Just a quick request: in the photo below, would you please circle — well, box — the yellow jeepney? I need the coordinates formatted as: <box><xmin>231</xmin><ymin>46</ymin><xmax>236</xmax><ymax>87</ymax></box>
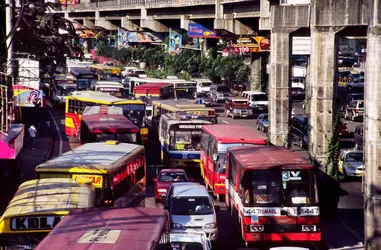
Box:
<box><xmin>0</xmin><ymin>178</ymin><xmax>95</xmax><ymax>248</ymax></box>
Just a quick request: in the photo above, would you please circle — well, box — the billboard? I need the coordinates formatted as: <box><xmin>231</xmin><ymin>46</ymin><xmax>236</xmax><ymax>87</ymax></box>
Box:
<box><xmin>169</xmin><ymin>28</ymin><xmax>182</xmax><ymax>54</ymax></box>
<box><xmin>13</xmin><ymin>86</ymin><xmax>44</xmax><ymax>107</ymax></box>
<box><xmin>230</xmin><ymin>36</ymin><xmax>270</xmax><ymax>53</ymax></box>
<box><xmin>118</xmin><ymin>28</ymin><xmax>163</xmax><ymax>49</ymax></box>
<box><xmin>59</xmin><ymin>0</ymin><xmax>79</xmax><ymax>5</ymax></box>
<box><xmin>188</xmin><ymin>23</ymin><xmax>219</xmax><ymax>38</ymax></box>
<box><xmin>292</xmin><ymin>36</ymin><xmax>311</xmax><ymax>55</ymax></box>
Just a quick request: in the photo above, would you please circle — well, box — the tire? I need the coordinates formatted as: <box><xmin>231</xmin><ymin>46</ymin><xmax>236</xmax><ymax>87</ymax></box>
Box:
<box><xmin>225</xmin><ymin>110</ymin><xmax>229</xmax><ymax>117</ymax></box>
<box><xmin>299</xmin><ymin>138</ymin><xmax>304</xmax><ymax>148</ymax></box>
<box><xmin>232</xmin><ymin>114</ymin><xmax>236</xmax><ymax>119</ymax></box>
<box><xmin>260</xmin><ymin>126</ymin><xmax>265</xmax><ymax>132</ymax></box>
<box><xmin>351</xmin><ymin>112</ymin><xmax>356</xmax><ymax>121</ymax></box>
<box><xmin>256</xmin><ymin>124</ymin><xmax>260</xmax><ymax>130</ymax></box>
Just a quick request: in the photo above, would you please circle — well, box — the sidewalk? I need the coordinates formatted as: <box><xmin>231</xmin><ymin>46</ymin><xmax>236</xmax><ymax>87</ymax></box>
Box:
<box><xmin>321</xmin><ymin>219</ymin><xmax>364</xmax><ymax>250</ymax></box>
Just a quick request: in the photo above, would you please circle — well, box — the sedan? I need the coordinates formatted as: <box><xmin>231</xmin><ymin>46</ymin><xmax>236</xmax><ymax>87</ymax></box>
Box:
<box><xmin>338</xmin><ymin>121</ymin><xmax>349</xmax><ymax>137</ymax></box>
<box><xmin>339</xmin><ymin>149</ymin><xmax>364</xmax><ymax>179</ymax></box>
<box><xmin>153</xmin><ymin>169</ymin><xmax>191</xmax><ymax>202</ymax></box>
<box><xmin>256</xmin><ymin>113</ymin><xmax>268</xmax><ymax>132</ymax></box>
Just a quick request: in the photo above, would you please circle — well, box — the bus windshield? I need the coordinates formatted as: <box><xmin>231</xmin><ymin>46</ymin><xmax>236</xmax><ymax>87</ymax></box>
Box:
<box><xmin>169</xmin><ymin>129</ymin><xmax>202</xmax><ymax>151</ymax></box>
<box><xmin>241</xmin><ymin>170</ymin><xmax>317</xmax><ymax>206</ymax></box>
<box><xmin>175</xmin><ymin>89</ymin><xmax>195</xmax><ymax>99</ymax></box>
<box><xmin>93</xmin><ymin>133</ymin><xmax>138</xmax><ymax>144</ymax></box>
<box><xmin>114</xmin><ymin>104</ymin><xmax>146</xmax><ymax>126</ymax></box>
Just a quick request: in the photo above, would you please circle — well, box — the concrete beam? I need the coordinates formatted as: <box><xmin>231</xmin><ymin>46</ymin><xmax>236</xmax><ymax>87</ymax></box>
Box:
<box><xmin>83</xmin><ymin>18</ymin><xmax>95</xmax><ymax>29</ymax></box>
<box><xmin>214</xmin><ymin>15</ymin><xmax>253</xmax><ymax>34</ymax></box>
<box><xmin>259</xmin><ymin>0</ymin><xmax>270</xmax><ymax>30</ymax></box>
<box><xmin>271</xmin><ymin>4</ymin><xmax>310</xmax><ymax>28</ymax></box>
<box><xmin>141</xmin><ymin>17</ymin><xmax>169</xmax><ymax>32</ymax></box>
<box><xmin>268</xmin><ymin>28</ymin><xmax>295</xmax><ymax>146</ymax></box>
<box><xmin>121</xmin><ymin>17</ymin><xmax>141</xmax><ymax>31</ymax></box>
<box><xmin>364</xmin><ymin>0</ymin><xmax>381</xmax><ymax>248</ymax></box>
<box><xmin>308</xmin><ymin>26</ymin><xmax>343</xmax><ymax>164</ymax></box>
<box><xmin>95</xmin><ymin>18</ymin><xmax>118</xmax><ymax>30</ymax></box>
<box><xmin>180</xmin><ymin>15</ymin><xmax>193</xmax><ymax>30</ymax></box>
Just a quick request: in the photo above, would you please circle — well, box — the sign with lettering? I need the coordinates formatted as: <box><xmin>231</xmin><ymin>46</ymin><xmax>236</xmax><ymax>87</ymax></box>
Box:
<box><xmin>242</xmin><ymin>206</ymin><xmax>319</xmax><ymax>216</ymax></box>
<box><xmin>178</xmin><ymin>125</ymin><xmax>203</xmax><ymax>129</ymax></box>
<box><xmin>11</xmin><ymin>216</ymin><xmax>64</xmax><ymax>230</ymax></box>
<box><xmin>72</xmin><ymin>174</ymin><xmax>103</xmax><ymax>188</ymax></box>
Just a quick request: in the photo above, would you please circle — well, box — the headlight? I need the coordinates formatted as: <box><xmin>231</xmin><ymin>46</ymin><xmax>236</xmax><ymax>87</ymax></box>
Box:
<box><xmin>157</xmin><ymin>189</ymin><xmax>167</xmax><ymax>193</ymax></box>
<box><xmin>172</xmin><ymin>223</ymin><xmax>184</xmax><ymax>229</ymax></box>
<box><xmin>203</xmin><ymin>222</ymin><xmax>217</xmax><ymax>229</ymax></box>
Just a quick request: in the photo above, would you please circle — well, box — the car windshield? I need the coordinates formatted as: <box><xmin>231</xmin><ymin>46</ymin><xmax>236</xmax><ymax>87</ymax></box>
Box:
<box><xmin>346</xmin><ymin>153</ymin><xmax>363</xmax><ymax>162</ymax></box>
<box><xmin>159</xmin><ymin>172</ymin><xmax>188</xmax><ymax>182</ymax></box>
<box><xmin>359</xmin><ymin>102</ymin><xmax>364</xmax><ymax>108</ymax></box>
<box><xmin>252</xmin><ymin>94</ymin><xmax>268</xmax><ymax>101</ymax></box>
<box><xmin>134</xmin><ymin>71</ymin><xmax>146</xmax><ymax>75</ymax></box>
<box><xmin>200</xmin><ymin>82</ymin><xmax>212</xmax><ymax>87</ymax></box>
<box><xmin>171</xmin><ymin>196</ymin><xmax>214</xmax><ymax>215</ymax></box>
<box><xmin>354</xmin><ymin>78</ymin><xmax>364</xmax><ymax>83</ymax></box>
<box><xmin>241</xmin><ymin>170</ymin><xmax>317</xmax><ymax>206</ymax></box>
<box><xmin>217</xmin><ymin>86</ymin><xmax>230</xmax><ymax>92</ymax></box>
<box><xmin>171</xmin><ymin>242</ymin><xmax>204</xmax><ymax>250</ymax></box>
<box><xmin>169</xmin><ymin>130</ymin><xmax>202</xmax><ymax>151</ymax></box>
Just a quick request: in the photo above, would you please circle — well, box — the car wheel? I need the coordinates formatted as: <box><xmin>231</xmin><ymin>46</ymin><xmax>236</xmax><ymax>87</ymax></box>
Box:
<box><xmin>232</xmin><ymin>114</ymin><xmax>236</xmax><ymax>119</ymax></box>
<box><xmin>351</xmin><ymin>112</ymin><xmax>356</xmax><ymax>121</ymax></box>
<box><xmin>256</xmin><ymin>124</ymin><xmax>260</xmax><ymax>130</ymax></box>
<box><xmin>260</xmin><ymin>126</ymin><xmax>265</xmax><ymax>132</ymax></box>
<box><xmin>299</xmin><ymin>138</ymin><xmax>304</xmax><ymax>148</ymax></box>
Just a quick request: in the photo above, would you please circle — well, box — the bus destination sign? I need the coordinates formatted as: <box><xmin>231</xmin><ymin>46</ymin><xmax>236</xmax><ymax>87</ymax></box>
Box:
<box><xmin>178</xmin><ymin>125</ymin><xmax>203</xmax><ymax>129</ymax></box>
<box><xmin>11</xmin><ymin>216</ymin><xmax>64</xmax><ymax>230</ymax></box>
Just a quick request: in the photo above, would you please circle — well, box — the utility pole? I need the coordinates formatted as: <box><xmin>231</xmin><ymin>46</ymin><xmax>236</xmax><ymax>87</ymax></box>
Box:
<box><xmin>5</xmin><ymin>0</ymin><xmax>14</xmax><ymax>77</ymax></box>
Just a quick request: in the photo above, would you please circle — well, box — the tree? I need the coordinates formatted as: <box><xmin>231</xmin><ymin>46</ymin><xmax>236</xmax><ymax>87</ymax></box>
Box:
<box><xmin>12</xmin><ymin>1</ymin><xmax>82</xmax><ymax>64</ymax></box>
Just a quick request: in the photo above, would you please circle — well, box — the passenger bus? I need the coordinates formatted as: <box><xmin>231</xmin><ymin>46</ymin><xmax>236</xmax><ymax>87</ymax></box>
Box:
<box><xmin>35</xmin><ymin>141</ymin><xmax>146</xmax><ymax>206</ymax></box>
<box><xmin>159</xmin><ymin>113</ymin><xmax>212</xmax><ymax>170</ymax></box>
<box><xmin>89</xmin><ymin>64</ymin><xmax>121</xmax><ymax>80</ymax></box>
<box><xmin>124</xmin><ymin>77</ymin><xmax>165</xmax><ymax>96</ymax></box>
<box><xmin>0</xmin><ymin>178</ymin><xmax>95</xmax><ymax>248</ymax></box>
<box><xmin>35</xmin><ymin>207</ymin><xmax>170</xmax><ymax>250</ymax></box>
<box><xmin>225</xmin><ymin>146</ymin><xmax>320</xmax><ymax>246</ymax></box>
<box><xmin>69</xmin><ymin>67</ymin><xmax>97</xmax><ymax>90</ymax></box>
<box><xmin>81</xmin><ymin>105</ymin><xmax>142</xmax><ymax>144</ymax></box>
<box><xmin>65</xmin><ymin>91</ymin><xmax>147</xmax><ymax>142</ymax></box>
<box><xmin>169</xmin><ymin>79</ymin><xmax>197</xmax><ymax>99</ymax></box>
<box><xmin>200</xmin><ymin>124</ymin><xmax>267</xmax><ymax>201</ymax></box>
<box><xmin>134</xmin><ymin>82</ymin><xmax>174</xmax><ymax>100</ymax></box>
<box><xmin>152</xmin><ymin>99</ymin><xmax>217</xmax><ymax>125</ymax></box>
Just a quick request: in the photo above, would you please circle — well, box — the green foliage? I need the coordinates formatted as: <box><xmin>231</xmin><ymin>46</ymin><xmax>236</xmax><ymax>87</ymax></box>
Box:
<box><xmin>96</xmin><ymin>42</ymin><xmax>249</xmax><ymax>81</ymax></box>
<box><xmin>324</xmin><ymin>109</ymin><xmax>342</xmax><ymax>182</ymax></box>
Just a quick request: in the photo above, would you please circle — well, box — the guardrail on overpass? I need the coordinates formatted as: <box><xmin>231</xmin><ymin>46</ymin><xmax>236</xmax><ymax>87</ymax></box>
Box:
<box><xmin>65</xmin><ymin>0</ymin><xmax>252</xmax><ymax>10</ymax></box>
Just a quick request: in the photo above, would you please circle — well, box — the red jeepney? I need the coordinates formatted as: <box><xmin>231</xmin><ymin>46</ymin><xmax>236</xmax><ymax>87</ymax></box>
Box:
<box><xmin>80</xmin><ymin>105</ymin><xmax>142</xmax><ymax>144</ymax></box>
<box><xmin>200</xmin><ymin>124</ymin><xmax>267</xmax><ymax>201</ymax></box>
<box><xmin>133</xmin><ymin>82</ymin><xmax>174</xmax><ymax>100</ymax></box>
<box><xmin>225</xmin><ymin>146</ymin><xmax>321</xmax><ymax>246</ymax></box>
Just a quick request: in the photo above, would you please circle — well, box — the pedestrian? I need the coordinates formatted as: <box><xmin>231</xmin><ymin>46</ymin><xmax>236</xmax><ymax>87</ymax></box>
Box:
<box><xmin>28</xmin><ymin>124</ymin><xmax>37</xmax><ymax>149</ymax></box>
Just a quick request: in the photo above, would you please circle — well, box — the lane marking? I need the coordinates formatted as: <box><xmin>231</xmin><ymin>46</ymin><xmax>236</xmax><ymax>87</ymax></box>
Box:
<box><xmin>222</xmin><ymin>120</ymin><xmax>229</xmax><ymax>124</ymax></box>
<box><xmin>48</xmin><ymin>109</ymin><xmax>63</xmax><ymax>155</ymax></box>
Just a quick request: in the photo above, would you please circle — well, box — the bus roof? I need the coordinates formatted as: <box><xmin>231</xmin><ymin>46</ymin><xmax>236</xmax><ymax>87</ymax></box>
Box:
<box><xmin>68</xmin><ymin>91</ymin><xmax>144</xmax><ymax>104</ymax></box>
<box><xmin>82</xmin><ymin>114</ymin><xmax>140</xmax><ymax>133</ymax></box>
<box><xmin>34</xmin><ymin>207</ymin><xmax>168</xmax><ymax>250</ymax></box>
<box><xmin>202</xmin><ymin>124</ymin><xmax>267</xmax><ymax>144</ymax></box>
<box><xmin>35</xmin><ymin>142</ymin><xmax>144</xmax><ymax>173</ymax></box>
<box><xmin>152</xmin><ymin>100</ymin><xmax>209</xmax><ymax>110</ymax></box>
<box><xmin>134</xmin><ymin>82</ymin><xmax>173</xmax><ymax>90</ymax></box>
<box><xmin>0</xmin><ymin>178</ymin><xmax>93</xmax><ymax>220</ymax></box>
<box><xmin>70</xmin><ymin>67</ymin><xmax>94</xmax><ymax>75</ymax></box>
<box><xmin>228</xmin><ymin>146</ymin><xmax>313</xmax><ymax>170</ymax></box>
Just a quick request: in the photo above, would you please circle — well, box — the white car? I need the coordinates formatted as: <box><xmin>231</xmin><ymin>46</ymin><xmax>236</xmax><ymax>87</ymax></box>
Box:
<box><xmin>121</xmin><ymin>66</ymin><xmax>138</xmax><ymax>77</ymax></box>
<box><xmin>170</xmin><ymin>232</ymin><xmax>212</xmax><ymax>250</ymax></box>
<box><xmin>339</xmin><ymin>149</ymin><xmax>364</xmax><ymax>179</ymax></box>
<box><xmin>195</xmin><ymin>79</ymin><xmax>213</xmax><ymax>94</ymax></box>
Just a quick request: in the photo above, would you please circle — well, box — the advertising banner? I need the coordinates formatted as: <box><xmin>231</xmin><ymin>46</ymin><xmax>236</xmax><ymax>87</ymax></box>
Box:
<box><xmin>230</xmin><ymin>36</ymin><xmax>270</xmax><ymax>53</ymax></box>
<box><xmin>79</xmin><ymin>30</ymin><xmax>98</xmax><ymax>39</ymax></box>
<box><xmin>118</xmin><ymin>28</ymin><xmax>163</xmax><ymax>49</ymax></box>
<box><xmin>118</xmin><ymin>28</ymin><xmax>129</xmax><ymax>49</ymax></box>
<box><xmin>59</xmin><ymin>0</ymin><xmax>79</xmax><ymax>5</ymax></box>
<box><xmin>188</xmin><ymin>23</ymin><xmax>219</xmax><ymax>38</ymax></box>
<box><xmin>169</xmin><ymin>28</ymin><xmax>182</xmax><ymax>54</ymax></box>
<box><xmin>13</xmin><ymin>86</ymin><xmax>44</xmax><ymax>107</ymax></box>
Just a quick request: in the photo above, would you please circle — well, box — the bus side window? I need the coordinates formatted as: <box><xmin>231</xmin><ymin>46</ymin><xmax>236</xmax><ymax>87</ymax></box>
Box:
<box><xmin>200</xmin><ymin>133</ymin><xmax>210</xmax><ymax>153</ymax></box>
<box><xmin>68</xmin><ymin>99</ymin><xmax>74</xmax><ymax>113</ymax></box>
<box><xmin>230</xmin><ymin>156</ymin><xmax>237</xmax><ymax>187</ymax></box>
<box><xmin>209</xmin><ymin>138</ymin><xmax>217</xmax><ymax>160</ymax></box>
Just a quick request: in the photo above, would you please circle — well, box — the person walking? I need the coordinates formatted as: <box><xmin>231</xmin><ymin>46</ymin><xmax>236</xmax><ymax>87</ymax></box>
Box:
<box><xmin>28</xmin><ymin>124</ymin><xmax>37</xmax><ymax>149</ymax></box>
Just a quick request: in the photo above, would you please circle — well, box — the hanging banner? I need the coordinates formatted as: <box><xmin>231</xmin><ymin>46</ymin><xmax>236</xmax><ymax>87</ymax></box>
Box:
<box><xmin>79</xmin><ymin>30</ymin><xmax>98</xmax><ymax>39</ymax></box>
<box><xmin>117</xmin><ymin>28</ymin><xmax>128</xmax><ymax>50</ymax></box>
<box><xmin>13</xmin><ymin>86</ymin><xmax>45</xmax><ymax>107</ymax></box>
<box><xmin>169</xmin><ymin>28</ymin><xmax>182</xmax><ymax>54</ymax></box>
<box><xmin>231</xmin><ymin>36</ymin><xmax>271</xmax><ymax>53</ymax></box>
<box><xmin>126</xmin><ymin>31</ymin><xmax>163</xmax><ymax>43</ymax></box>
<box><xmin>188</xmin><ymin>23</ymin><xmax>219</xmax><ymax>38</ymax></box>
<box><xmin>59</xmin><ymin>0</ymin><xmax>79</xmax><ymax>5</ymax></box>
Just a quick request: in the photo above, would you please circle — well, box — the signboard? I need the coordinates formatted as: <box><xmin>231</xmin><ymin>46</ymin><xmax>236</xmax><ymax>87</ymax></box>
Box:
<box><xmin>13</xmin><ymin>86</ymin><xmax>44</xmax><ymax>107</ymax></box>
<box><xmin>11</xmin><ymin>216</ymin><xmax>64</xmax><ymax>230</ymax></box>
<box><xmin>169</xmin><ymin>28</ymin><xmax>182</xmax><ymax>54</ymax></box>
<box><xmin>118</xmin><ymin>28</ymin><xmax>163</xmax><ymax>49</ymax></box>
<box><xmin>178</xmin><ymin>124</ymin><xmax>203</xmax><ymax>129</ymax></box>
<box><xmin>231</xmin><ymin>36</ymin><xmax>270</xmax><ymax>53</ymax></box>
<box><xmin>188</xmin><ymin>23</ymin><xmax>219</xmax><ymax>38</ymax></box>
<box><xmin>59</xmin><ymin>0</ymin><xmax>79</xmax><ymax>5</ymax></box>
<box><xmin>79</xmin><ymin>30</ymin><xmax>98</xmax><ymax>39</ymax></box>
<box><xmin>72</xmin><ymin>174</ymin><xmax>103</xmax><ymax>188</ymax></box>
<box><xmin>292</xmin><ymin>36</ymin><xmax>311</xmax><ymax>55</ymax></box>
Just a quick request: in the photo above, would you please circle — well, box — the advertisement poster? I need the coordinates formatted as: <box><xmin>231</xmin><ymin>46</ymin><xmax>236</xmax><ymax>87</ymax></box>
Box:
<box><xmin>118</xmin><ymin>28</ymin><xmax>129</xmax><ymax>50</ymax></box>
<box><xmin>188</xmin><ymin>23</ymin><xmax>219</xmax><ymax>38</ymax></box>
<box><xmin>118</xmin><ymin>28</ymin><xmax>163</xmax><ymax>49</ymax></box>
<box><xmin>13</xmin><ymin>86</ymin><xmax>44</xmax><ymax>107</ymax></box>
<box><xmin>230</xmin><ymin>36</ymin><xmax>270</xmax><ymax>53</ymax></box>
<box><xmin>169</xmin><ymin>28</ymin><xmax>182</xmax><ymax>54</ymax></box>
<box><xmin>59</xmin><ymin>0</ymin><xmax>79</xmax><ymax>5</ymax></box>
<box><xmin>79</xmin><ymin>30</ymin><xmax>98</xmax><ymax>39</ymax></box>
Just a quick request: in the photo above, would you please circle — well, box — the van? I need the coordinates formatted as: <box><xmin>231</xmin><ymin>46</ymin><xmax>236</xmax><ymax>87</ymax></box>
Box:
<box><xmin>354</xmin><ymin>124</ymin><xmax>364</xmax><ymax>149</ymax></box>
<box><xmin>166</xmin><ymin>184</ymin><xmax>219</xmax><ymax>241</ymax></box>
<box><xmin>195</xmin><ymin>79</ymin><xmax>213</xmax><ymax>95</ymax></box>
<box><xmin>241</xmin><ymin>91</ymin><xmax>268</xmax><ymax>113</ymax></box>
<box><xmin>170</xmin><ymin>232</ymin><xmax>212</xmax><ymax>250</ymax></box>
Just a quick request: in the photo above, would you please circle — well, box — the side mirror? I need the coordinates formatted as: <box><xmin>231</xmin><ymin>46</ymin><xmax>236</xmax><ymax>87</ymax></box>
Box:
<box><xmin>213</xmin><ymin>153</ymin><xmax>218</xmax><ymax>161</ymax></box>
<box><xmin>153</xmin><ymin>178</ymin><xmax>157</xmax><ymax>182</ymax></box>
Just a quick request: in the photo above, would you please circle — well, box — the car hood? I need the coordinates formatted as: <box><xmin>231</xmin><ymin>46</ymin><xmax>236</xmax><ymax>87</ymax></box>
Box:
<box><xmin>157</xmin><ymin>182</ymin><xmax>173</xmax><ymax>190</ymax></box>
<box><xmin>171</xmin><ymin>214</ymin><xmax>215</xmax><ymax>227</ymax></box>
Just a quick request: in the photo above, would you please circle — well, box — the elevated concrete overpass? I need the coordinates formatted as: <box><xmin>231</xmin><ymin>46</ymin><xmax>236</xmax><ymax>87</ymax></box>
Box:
<box><xmin>61</xmin><ymin>0</ymin><xmax>271</xmax><ymax>33</ymax></box>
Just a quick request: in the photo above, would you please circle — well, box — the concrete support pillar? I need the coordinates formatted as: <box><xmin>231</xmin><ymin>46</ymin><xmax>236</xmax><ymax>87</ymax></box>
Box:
<box><xmin>95</xmin><ymin>18</ymin><xmax>118</xmax><ymax>31</ymax></box>
<box><xmin>180</xmin><ymin>15</ymin><xmax>193</xmax><ymax>30</ymax></box>
<box><xmin>95</xmin><ymin>9</ymin><xmax>100</xmax><ymax>20</ymax></box>
<box><xmin>268</xmin><ymin>29</ymin><xmax>294</xmax><ymax>146</ymax></box>
<box><xmin>215</xmin><ymin>0</ymin><xmax>223</xmax><ymax>19</ymax></box>
<box><xmin>250</xmin><ymin>53</ymin><xmax>261</xmax><ymax>91</ymax></box>
<box><xmin>64</xmin><ymin>11</ymin><xmax>69</xmax><ymax>19</ymax></box>
<box><xmin>140</xmin><ymin>7</ymin><xmax>168</xmax><ymax>32</ymax></box>
<box><xmin>364</xmin><ymin>1</ymin><xmax>381</xmax><ymax>247</ymax></box>
<box><xmin>259</xmin><ymin>0</ymin><xmax>271</xmax><ymax>30</ymax></box>
<box><xmin>83</xmin><ymin>18</ymin><xmax>95</xmax><ymax>29</ymax></box>
<box><xmin>308</xmin><ymin>27</ymin><xmax>342</xmax><ymax>164</ymax></box>
<box><xmin>121</xmin><ymin>17</ymin><xmax>141</xmax><ymax>31</ymax></box>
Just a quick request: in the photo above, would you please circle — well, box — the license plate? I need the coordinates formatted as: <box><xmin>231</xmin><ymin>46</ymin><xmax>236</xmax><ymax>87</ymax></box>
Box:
<box><xmin>258</xmin><ymin>108</ymin><xmax>263</xmax><ymax>110</ymax></box>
